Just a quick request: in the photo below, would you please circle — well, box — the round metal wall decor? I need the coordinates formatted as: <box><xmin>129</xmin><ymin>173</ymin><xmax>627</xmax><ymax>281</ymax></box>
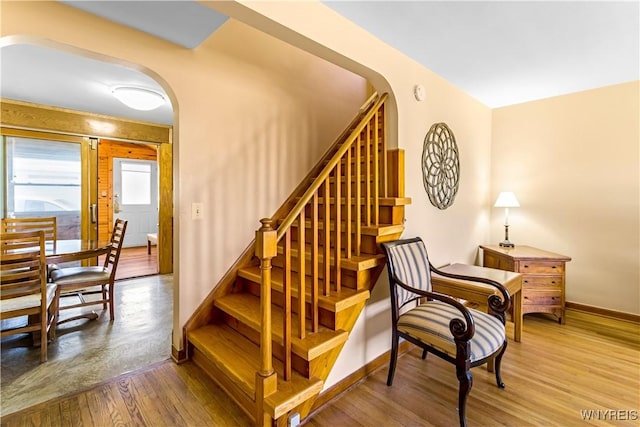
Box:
<box><xmin>422</xmin><ymin>122</ymin><xmax>460</xmax><ymax>210</ymax></box>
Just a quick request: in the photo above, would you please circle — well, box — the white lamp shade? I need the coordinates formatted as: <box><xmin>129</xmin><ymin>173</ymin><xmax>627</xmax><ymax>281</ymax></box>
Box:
<box><xmin>494</xmin><ymin>192</ymin><xmax>520</xmax><ymax>208</ymax></box>
<box><xmin>112</xmin><ymin>86</ymin><xmax>166</xmax><ymax>111</ymax></box>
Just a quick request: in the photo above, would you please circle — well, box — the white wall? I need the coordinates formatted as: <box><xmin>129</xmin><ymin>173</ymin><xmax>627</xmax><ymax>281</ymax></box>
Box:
<box><xmin>492</xmin><ymin>82</ymin><xmax>640</xmax><ymax>315</ymax></box>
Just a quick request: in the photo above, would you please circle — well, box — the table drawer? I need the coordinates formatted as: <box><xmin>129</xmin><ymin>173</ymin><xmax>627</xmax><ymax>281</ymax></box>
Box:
<box><xmin>522</xmin><ymin>275</ymin><xmax>563</xmax><ymax>289</ymax></box>
<box><xmin>518</xmin><ymin>261</ymin><xmax>564</xmax><ymax>274</ymax></box>
<box><xmin>523</xmin><ymin>289</ymin><xmax>562</xmax><ymax>306</ymax></box>
<box><xmin>483</xmin><ymin>252</ymin><xmax>515</xmax><ymax>271</ymax></box>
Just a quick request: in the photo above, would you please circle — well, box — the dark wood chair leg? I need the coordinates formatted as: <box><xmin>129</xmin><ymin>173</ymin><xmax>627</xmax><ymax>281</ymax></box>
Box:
<box><xmin>421</xmin><ymin>348</ymin><xmax>428</xmax><ymax>360</ymax></box>
<box><xmin>387</xmin><ymin>331</ymin><xmax>399</xmax><ymax>386</ymax></box>
<box><xmin>108</xmin><ymin>283</ymin><xmax>115</xmax><ymax>321</ymax></box>
<box><xmin>494</xmin><ymin>340</ymin><xmax>507</xmax><ymax>388</ymax></box>
<box><xmin>456</xmin><ymin>365</ymin><xmax>473</xmax><ymax>427</ymax></box>
<box><xmin>102</xmin><ymin>285</ymin><xmax>107</xmax><ymax>310</ymax></box>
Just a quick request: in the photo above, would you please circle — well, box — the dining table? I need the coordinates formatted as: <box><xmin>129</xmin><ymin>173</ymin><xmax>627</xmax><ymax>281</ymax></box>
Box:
<box><xmin>431</xmin><ymin>263</ymin><xmax>523</xmax><ymax>343</ymax></box>
<box><xmin>45</xmin><ymin>239</ymin><xmax>112</xmax><ymax>264</ymax></box>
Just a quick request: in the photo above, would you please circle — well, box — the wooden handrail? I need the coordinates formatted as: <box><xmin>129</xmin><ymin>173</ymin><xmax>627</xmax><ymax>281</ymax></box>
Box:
<box><xmin>276</xmin><ymin>93</ymin><xmax>388</xmax><ymax>241</ymax></box>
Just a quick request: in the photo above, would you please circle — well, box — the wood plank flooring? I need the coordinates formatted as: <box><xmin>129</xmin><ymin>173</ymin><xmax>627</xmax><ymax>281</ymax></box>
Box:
<box><xmin>2</xmin><ymin>309</ymin><xmax>638</xmax><ymax>426</ymax></box>
<box><xmin>101</xmin><ymin>246</ymin><xmax>158</xmax><ymax>280</ymax></box>
<box><xmin>0</xmin><ymin>275</ymin><xmax>173</xmax><ymax>418</ymax></box>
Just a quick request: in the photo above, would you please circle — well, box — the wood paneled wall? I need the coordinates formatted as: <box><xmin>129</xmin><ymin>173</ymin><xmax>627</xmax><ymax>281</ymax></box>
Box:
<box><xmin>97</xmin><ymin>140</ymin><xmax>157</xmax><ymax>242</ymax></box>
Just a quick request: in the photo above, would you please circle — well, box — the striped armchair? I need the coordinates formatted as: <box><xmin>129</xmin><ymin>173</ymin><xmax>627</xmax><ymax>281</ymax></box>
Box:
<box><xmin>382</xmin><ymin>238</ymin><xmax>511</xmax><ymax>427</ymax></box>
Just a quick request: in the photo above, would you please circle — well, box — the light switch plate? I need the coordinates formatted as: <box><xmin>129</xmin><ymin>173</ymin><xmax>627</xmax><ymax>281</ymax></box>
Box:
<box><xmin>192</xmin><ymin>202</ymin><xmax>203</xmax><ymax>220</ymax></box>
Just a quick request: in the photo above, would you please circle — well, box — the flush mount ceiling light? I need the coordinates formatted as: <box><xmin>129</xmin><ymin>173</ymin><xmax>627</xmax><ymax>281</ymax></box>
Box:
<box><xmin>111</xmin><ymin>86</ymin><xmax>166</xmax><ymax>111</ymax></box>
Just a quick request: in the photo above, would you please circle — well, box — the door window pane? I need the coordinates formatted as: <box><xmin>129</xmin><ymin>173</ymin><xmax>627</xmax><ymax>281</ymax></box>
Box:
<box><xmin>121</xmin><ymin>162</ymin><xmax>151</xmax><ymax>205</ymax></box>
<box><xmin>5</xmin><ymin>137</ymin><xmax>81</xmax><ymax>239</ymax></box>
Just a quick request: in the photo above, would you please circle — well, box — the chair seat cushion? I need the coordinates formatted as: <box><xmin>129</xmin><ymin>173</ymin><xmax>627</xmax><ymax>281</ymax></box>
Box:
<box><xmin>51</xmin><ymin>266</ymin><xmax>110</xmax><ymax>287</ymax></box>
<box><xmin>397</xmin><ymin>301</ymin><xmax>505</xmax><ymax>362</ymax></box>
<box><xmin>0</xmin><ymin>283</ymin><xmax>57</xmax><ymax>314</ymax></box>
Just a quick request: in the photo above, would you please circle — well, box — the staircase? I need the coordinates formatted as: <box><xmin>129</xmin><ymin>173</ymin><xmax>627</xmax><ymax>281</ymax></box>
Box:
<box><xmin>184</xmin><ymin>93</ymin><xmax>410</xmax><ymax>426</ymax></box>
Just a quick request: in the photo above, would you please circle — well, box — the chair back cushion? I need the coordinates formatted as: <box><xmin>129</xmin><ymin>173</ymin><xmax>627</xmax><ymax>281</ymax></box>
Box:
<box><xmin>383</xmin><ymin>238</ymin><xmax>432</xmax><ymax>308</ymax></box>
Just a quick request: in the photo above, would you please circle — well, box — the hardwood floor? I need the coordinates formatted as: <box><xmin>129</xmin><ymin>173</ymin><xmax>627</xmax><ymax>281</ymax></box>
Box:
<box><xmin>2</xmin><ymin>310</ymin><xmax>638</xmax><ymax>426</ymax></box>
<box><xmin>104</xmin><ymin>245</ymin><xmax>158</xmax><ymax>280</ymax></box>
<box><xmin>0</xmin><ymin>275</ymin><xmax>173</xmax><ymax>417</ymax></box>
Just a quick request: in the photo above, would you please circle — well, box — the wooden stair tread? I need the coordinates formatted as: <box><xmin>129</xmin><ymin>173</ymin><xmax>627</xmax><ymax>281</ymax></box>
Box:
<box><xmin>362</xmin><ymin>223</ymin><xmax>404</xmax><ymax>236</ymax></box>
<box><xmin>188</xmin><ymin>324</ymin><xmax>323</xmax><ymax>418</ymax></box>
<box><xmin>238</xmin><ymin>265</ymin><xmax>370</xmax><ymax>312</ymax></box>
<box><xmin>215</xmin><ymin>292</ymin><xmax>349</xmax><ymax>360</ymax></box>
<box><xmin>275</xmin><ymin>245</ymin><xmax>384</xmax><ymax>272</ymax></box>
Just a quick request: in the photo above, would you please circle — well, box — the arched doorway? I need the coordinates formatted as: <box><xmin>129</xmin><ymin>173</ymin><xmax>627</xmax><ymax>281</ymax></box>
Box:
<box><xmin>0</xmin><ymin>38</ymin><xmax>177</xmax><ymax>415</ymax></box>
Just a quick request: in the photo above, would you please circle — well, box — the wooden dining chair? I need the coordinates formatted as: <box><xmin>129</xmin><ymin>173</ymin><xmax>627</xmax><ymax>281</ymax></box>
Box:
<box><xmin>0</xmin><ymin>230</ymin><xmax>58</xmax><ymax>362</ymax></box>
<box><xmin>1</xmin><ymin>217</ymin><xmax>57</xmax><ymax>244</ymax></box>
<box><xmin>51</xmin><ymin>218</ymin><xmax>127</xmax><ymax>326</ymax></box>
<box><xmin>2</xmin><ymin>216</ymin><xmax>58</xmax><ymax>279</ymax></box>
<box><xmin>382</xmin><ymin>237</ymin><xmax>511</xmax><ymax>427</ymax></box>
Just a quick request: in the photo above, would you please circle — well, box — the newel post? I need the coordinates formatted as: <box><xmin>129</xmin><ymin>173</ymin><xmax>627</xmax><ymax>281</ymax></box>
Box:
<box><xmin>255</xmin><ymin>218</ymin><xmax>278</xmax><ymax>426</ymax></box>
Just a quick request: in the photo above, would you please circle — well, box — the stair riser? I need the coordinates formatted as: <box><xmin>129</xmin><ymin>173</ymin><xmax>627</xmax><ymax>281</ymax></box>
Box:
<box><xmin>304</xmin><ymin>203</ymin><xmax>396</xmax><ymax>219</ymax></box>
<box><xmin>190</xmin><ymin>346</ymin><xmax>256</xmax><ymax>421</ymax></box>
<box><xmin>271</xmin><ymin>256</ymin><xmax>369</xmax><ymax>289</ymax></box>
<box><xmin>241</xmin><ymin>279</ymin><xmax>339</xmax><ymax>330</ymax></box>
<box><xmin>300</xmin><ymin>204</ymin><xmax>399</xmax><ymax>227</ymax></box>
<box><xmin>321</xmin><ymin>135</ymin><xmax>384</xmax><ymax>161</ymax></box>
<box><xmin>328</xmin><ymin>184</ymin><xmax>386</xmax><ymax>200</ymax></box>
<box><xmin>220</xmin><ymin>313</ymin><xmax>312</xmax><ymax>378</ymax></box>
<box><xmin>379</xmin><ymin>206</ymin><xmax>406</xmax><ymax>225</ymax></box>
<box><xmin>283</xmin><ymin>227</ymin><xmax>381</xmax><ymax>255</ymax></box>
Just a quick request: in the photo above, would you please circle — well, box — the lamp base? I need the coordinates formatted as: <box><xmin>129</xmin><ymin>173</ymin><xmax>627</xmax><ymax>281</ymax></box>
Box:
<box><xmin>500</xmin><ymin>224</ymin><xmax>514</xmax><ymax>248</ymax></box>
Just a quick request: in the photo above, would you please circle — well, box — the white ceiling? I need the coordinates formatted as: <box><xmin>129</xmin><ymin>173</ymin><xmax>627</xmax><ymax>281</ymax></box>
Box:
<box><xmin>325</xmin><ymin>1</ymin><xmax>639</xmax><ymax>107</ymax></box>
<box><xmin>1</xmin><ymin>1</ymin><xmax>638</xmax><ymax>125</ymax></box>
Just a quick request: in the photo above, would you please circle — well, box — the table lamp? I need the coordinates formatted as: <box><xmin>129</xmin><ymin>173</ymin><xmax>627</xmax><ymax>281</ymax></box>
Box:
<box><xmin>494</xmin><ymin>191</ymin><xmax>520</xmax><ymax>248</ymax></box>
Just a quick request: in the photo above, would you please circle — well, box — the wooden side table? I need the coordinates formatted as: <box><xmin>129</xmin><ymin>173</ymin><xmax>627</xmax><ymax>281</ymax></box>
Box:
<box><xmin>431</xmin><ymin>263</ymin><xmax>523</xmax><ymax>342</ymax></box>
<box><xmin>480</xmin><ymin>245</ymin><xmax>571</xmax><ymax>324</ymax></box>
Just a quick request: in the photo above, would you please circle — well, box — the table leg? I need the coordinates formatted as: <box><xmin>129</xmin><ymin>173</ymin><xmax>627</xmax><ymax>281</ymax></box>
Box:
<box><xmin>513</xmin><ymin>289</ymin><xmax>522</xmax><ymax>342</ymax></box>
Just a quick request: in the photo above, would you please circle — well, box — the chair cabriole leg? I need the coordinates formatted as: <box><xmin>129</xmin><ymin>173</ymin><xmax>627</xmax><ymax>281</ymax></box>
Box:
<box><xmin>494</xmin><ymin>340</ymin><xmax>507</xmax><ymax>388</ymax></box>
<box><xmin>456</xmin><ymin>361</ymin><xmax>472</xmax><ymax>427</ymax></box>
